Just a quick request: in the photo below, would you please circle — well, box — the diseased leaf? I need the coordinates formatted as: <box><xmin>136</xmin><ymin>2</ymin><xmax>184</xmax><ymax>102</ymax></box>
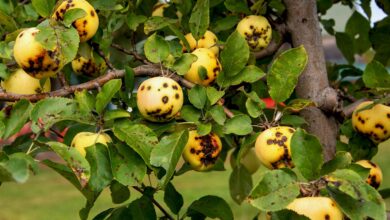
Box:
<box><xmin>144</xmin><ymin>33</ymin><xmax>170</xmax><ymax>63</ymax></box>
<box><xmin>1</xmin><ymin>100</ymin><xmax>32</xmax><ymax>139</ymax></box>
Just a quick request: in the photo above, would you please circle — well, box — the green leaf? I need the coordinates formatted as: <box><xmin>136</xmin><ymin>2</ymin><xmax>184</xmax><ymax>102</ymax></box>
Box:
<box><xmin>150</xmin><ymin>130</ymin><xmax>189</xmax><ymax>187</ymax></box>
<box><xmin>196</xmin><ymin>122</ymin><xmax>212</xmax><ymax>136</ymax></box>
<box><xmin>63</xmin><ymin>8</ymin><xmax>87</xmax><ymax>27</ymax></box>
<box><xmin>245</xmin><ymin>98</ymin><xmax>263</xmax><ymax>118</ymax></box>
<box><xmin>43</xmin><ymin>159</ymin><xmax>82</xmax><ymax>190</ymax></box>
<box><xmin>224</xmin><ymin>0</ymin><xmax>250</xmax><ymax>14</ymax></box>
<box><xmin>229</xmin><ymin>165</ymin><xmax>252</xmax><ymax>204</ymax></box>
<box><xmin>113</xmin><ymin>121</ymin><xmax>158</xmax><ymax>166</ymax></box>
<box><xmin>290</xmin><ymin>128</ymin><xmax>323</xmax><ymax>180</ymax></box>
<box><xmin>335</xmin><ymin>32</ymin><xmax>355</xmax><ymax>64</ymax></box>
<box><xmin>110</xmin><ymin>180</ymin><xmax>130</xmax><ymax>204</ymax></box>
<box><xmin>47</xmin><ymin>141</ymin><xmax>90</xmax><ymax>187</ymax></box>
<box><xmin>85</xmin><ymin>144</ymin><xmax>113</xmax><ymax>192</ymax></box>
<box><xmin>206</xmin><ymin>87</ymin><xmax>225</xmax><ymax>105</ymax></box>
<box><xmin>270</xmin><ymin>210</ymin><xmax>309</xmax><ymax>220</ymax></box>
<box><xmin>32</xmin><ymin>0</ymin><xmax>55</xmax><ymax>17</ymax></box>
<box><xmin>224</xmin><ymin>115</ymin><xmax>253</xmax><ymax>135</ymax></box>
<box><xmin>221</xmin><ymin>31</ymin><xmax>250</xmax><ymax>77</ymax></box>
<box><xmin>280</xmin><ymin>115</ymin><xmax>307</xmax><ymax>127</ymax></box>
<box><xmin>327</xmin><ymin>169</ymin><xmax>386</xmax><ymax>220</ymax></box>
<box><xmin>208</xmin><ymin>105</ymin><xmax>226</xmax><ymax>125</ymax></box>
<box><xmin>248</xmin><ymin>170</ymin><xmax>299</xmax><ymax>211</ymax></box>
<box><xmin>267</xmin><ymin>45</ymin><xmax>308</xmax><ymax>103</ymax></box>
<box><xmin>321</xmin><ymin>151</ymin><xmax>352</xmax><ymax>175</ymax></box>
<box><xmin>1</xmin><ymin>100</ymin><xmax>32</xmax><ymax>139</ymax></box>
<box><xmin>164</xmin><ymin>182</ymin><xmax>184</xmax><ymax>214</ymax></box>
<box><xmin>180</xmin><ymin>105</ymin><xmax>201</xmax><ymax>122</ymax></box>
<box><xmin>189</xmin><ymin>0</ymin><xmax>210</xmax><ymax>40</ymax></box>
<box><xmin>108</xmin><ymin>142</ymin><xmax>146</xmax><ymax>186</ymax></box>
<box><xmin>230</xmin><ymin>65</ymin><xmax>265</xmax><ymax>86</ymax></box>
<box><xmin>173</xmin><ymin>54</ymin><xmax>198</xmax><ymax>75</ymax></box>
<box><xmin>0</xmin><ymin>63</ymin><xmax>10</xmax><ymax>80</ymax></box>
<box><xmin>96</xmin><ymin>79</ymin><xmax>122</xmax><ymax>114</ymax></box>
<box><xmin>188</xmin><ymin>85</ymin><xmax>207</xmax><ymax>109</ymax></box>
<box><xmin>187</xmin><ymin>195</ymin><xmax>234</xmax><ymax>220</ymax></box>
<box><xmin>126</xmin><ymin>13</ymin><xmax>147</xmax><ymax>31</ymax></box>
<box><xmin>144</xmin><ymin>33</ymin><xmax>170</xmax><ymax>63</ymax></box>
<box><xmin>144</xmin><ymin>16</ymin><xmax>177</xmax><ymax>35</ymax></box>
<box><xmin>0</xmin><ymin>153</ymin><xmax>32</xmax><ymax>183</ymax></box>
<box><xmin>345</xmin><ymin>11</ymin><xmax>371</xmax><ymax>54</ymax></box>
<box><xmin>320</xmin><ymin>18</ymin><xmax>335</xmax><ymax>35</ymax></box>
<box><xmin>75</xmin><ymin>90</ymin><xmax>95</xmax><ymax>115</ymax></box>
<box><xmin>211</xmin><ymin>16</ymin><xmax>240</xmax><ymax>33</ymax></box>
<box><xmin>128</xmin><ymin>196</ymin><xmax>156</xmax><ymax>220</ymax></box>
<box><xmin>363</xmin><ymin>60</ymin><xmax>390</xmax><ymax>89</ymax></box>
<box><xmin>0</xmin><ymin>41</ymin><xmax>13</xmax><ymax>60</ymax></box>
<box><xmin>103</xmin><ymin>109</ymin><xmax>130</xmax><ymax>122</ymax></box>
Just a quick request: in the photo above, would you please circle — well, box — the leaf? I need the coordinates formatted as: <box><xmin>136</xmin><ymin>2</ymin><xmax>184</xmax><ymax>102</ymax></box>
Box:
<box><xmin>229</xmin><ymin>165</ymin><xmax>252</xmax><ymax>204</ymax></box>
<box><xmin>196</xmin><ymin>122</ymin><xmax>212</xmax><ymax>136</ymax></box>
<box><xmin>283</xmin><ymin>99</ymin><xmax>315</xmax><ymax>113</ymax></box>
<box><xmin>290</xmin><ymin>128</ymin><xmax>323</xmax><ymax>180</ymax></box>
<box><xmin>230</xmin><ymin>65</ymin><xmax>265</xmax><ymax>86</ymax></box>
<box><xmin>108</xmin><ymin>142</ymin><xmax>146</xmax><ymax>186</ymax></box>
<box><xmin>0</xmin><ymin>153</ymin><xmax>32</xmax><ymax>183</ymax></box>
<box><xmin>0</xmin><ymin>63</ymin><xmax>10</xmax><ymax>80</ymax></box>
<box><xmin>126</xmin><ymin>13</ymin><xmax>147</xmax><ymax>31</ymax></box>
<box><xmin>47</xmin><ymin>141</ymin><xmax>90</xmax><ymax>187</ymax></box>
<box><xmin>327</xmin><ymin>169</ymin><xmax>386</xmax><ymax>220</ymax></box>
<box><xmin>144</xmin><ymin>33</ymin><xmax>170</xmax><ymax>63</ymax></box>
<box><xmin>248</xmin><ymin>170</ymin><xmax>300</xmax><ymax>211</ymax></box>
<box><xmin>144</xmin><ymin>16</ymin><xmax>177</xmax><ymax>35</ymax></box>
<box><xmin>188</xmin><ymin>85</ymin><xmax>207</xmax><ymax>109</ymax></box>
<box><xmin>128</xmin><ymin>196</ymin><xmax>156</xmax><ymax>220</ymax></box>
<box><xmin>335</xmin><ymin>32</ymin><xmax>355</xmax><ymax>64</ymax></box>
<box><xmin>321</xmin><ymin>151</ymin><xmax>352</xmax><ymax>175</ymax></box>
<box><xmin>224</xmin><ymin>0</ymin><xmax>250</xmax><ymax>14</ymax></box>
<box><xmin>63</xmin><ymin>8</ymin><xmax>87</xmax><ymax>27</ymax></box>
<box><xmin>1</xmin><ymin>100</ymin><xmax>32</xmax><ymax>139</ymax></box>
<box><xmin>211</xmin><ymin>16</ymin><xmax>240</xmax><ymax>33</ymax></box>
<box><xmin>113</xmin><ymin>121</ymin><xmax>158</xmax><ymax>166</ymax></box>
<box><xmin>280</xmin><ymin>115</ymin><xmax>307</xmax><ymax>127</ymax></box>
<box><xmin>246</xmin><ymin>98</ymin><xmax>263</xmax><ymax>118</ymax></box>
<box><xmin>267</xmin><ymin>45</ymin><xmax>308</xmax><ymax>103</ymax></box>
<box><xmin>345</xmin><ymin>11</ymin><xmax>371</xmax><ymax>54</ymax></box>
<box><xmin>173</xmin><ymin>54</ymin><xmax>198</xmax><ymax>75</ymax></box>
<box><xmin>150</xmin><ymin>130</ymin><xmax>189</xmax><ymax>187</ymax></box>
<box><xmin>180</xmin><ymin>105</ymin><xmax>201</xmax><ymax>122</ymax></box>
<box><xmin>189</xmin><ymin>0</ymin><xmax>210</xmax><ymax>40</ymax></box>
<box><xmin>164</xmin><ymin>182</ymin><xmax>184</xmax><ymax>214</ymax></box>
<box><xmin>0</xmin><ymin>41</ymin><xmax>13</xmax><ymax>60</ymax></box>
<box><xmin>110</xmin><ymin>180</ymin><xmax>130</xmax><ymax>204</ymax></box>
<box><xmin>187</xmin><ymin>195</ymin><xmax>234</xmax><ymax>220</ymax></box>
<box><xmin>224</xmin><ymin>115</ymin><xmax>253</xmax><ymax>135</ymax></box>
<box><xmin>32</xmin><ymin>0</ymin><xmax>55</xmax><ymax>17</ymax></box>
<box><xmin>96</xmin><ymin>79</ymin><xmax>122</xmax><ymax>114</ymax></box>
<box><xmin>206</xmin><ymin>87</ymin><xmax>225</xmax><ymax>105</ymax></box>
<box><xmin>220</xmin><ymin>31</ymin><xmax>250</xmax><ymax>77</ymax></box>
<box><xmin>362</xmin><ymin>60</ymin><xmax>390</xmax><ymax>89</ymax></box>
<box><xmin>85</xmin><ymin>144</ymin><xmax>113</xmax><ymax>192</ymax></box>
<box><xmin>75</xmin><ymin>89</ymin><xmax>95</xmax><ymax>115</ymax></box>
<box><xmin>208</xmin><ymin>105</ymin><xmax>226</xmax><ymax>125</ymax></box>
<box><xmin>103</xmin><ymin>109</ymin><xmax>130</xmax><ymax>122</ymax></box>
<box><xmin>270</xmin><ymin>210</ymin><xmax>310</xmax><ymax>220</ymax></box>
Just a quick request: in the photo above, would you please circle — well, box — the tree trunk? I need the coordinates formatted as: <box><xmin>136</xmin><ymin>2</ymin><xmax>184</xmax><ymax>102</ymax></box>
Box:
<box><xmin>283</xmin><ymin>0</ymin><xmax>339</xmax><ymax>161</ymax></box>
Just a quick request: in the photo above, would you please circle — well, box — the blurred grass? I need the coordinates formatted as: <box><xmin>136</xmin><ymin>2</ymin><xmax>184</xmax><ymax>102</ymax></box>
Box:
<box><xmin>0</xmin><ymin>141</ymin><xmax>389</xmax><ymax>220</ymax></box>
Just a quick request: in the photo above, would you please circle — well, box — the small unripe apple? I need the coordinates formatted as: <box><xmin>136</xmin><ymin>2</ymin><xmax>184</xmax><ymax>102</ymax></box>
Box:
<box><xmin>53</xmin><ymin>0</ymin><xmax>99</xmax><ymax>42</ymax></box>
<box><xmin>352</xmin><ymin>101</ymin><xmax>390</xmax><ymax>143</ymax></box>
<box><xmin>287</xmin><ymin>197</ymin><xmax>343</xmax><ymax>220</ymax></box>
<box><xmin>1</xmin><ymin>69</ymin><xmax>51</xmax><ymax>95</ymax></box>
<box><xmin>236</xmin><ymin>15</ymin><xmax>272</xmax><ymax>51</ymax></box>
<box><xmin>70</xmin><ymin>132</ymin><xmax>112</xmax><ymax>157</ymax></box>
<box><xmin>184</xmin><ymin>48</ymin><xmax>221</xmax><ymax>86</ymax></box>
<box><xmin>71</xmin><ymin>55</ymin><xmax>106</xmax><ymax>77</ymax></box>
<box><xmin>356</xmin><ymin>160</ymin><xmax>383</xmax><ymax>189</ymax></box>
<box><xmin>13</xmin><ymin>28</ymin><xmax>63</xmax><ymax>79</ymax></box>
<box><xmin>182</xmin><ymin>130</ymin><xmax>223</xmax><ymax>171</ymax></box>
<box><xmin>255</xmin><ymin>126</ymin><xmax>295</xmax><ymax>169</ymax></box>
<box><xmin>181</xmin><ymin>30</ymin><xmax>219</xmax><ymax>56</ymax></box>
<box><xmin>240</xmin><ymin>148</ymin><xmax>261</xmax><ymax>174</ymax></box>
<box><xmin>137</xmin><ymin>77</ymin><xmax>184</xmax><ymax>122</ymax></box>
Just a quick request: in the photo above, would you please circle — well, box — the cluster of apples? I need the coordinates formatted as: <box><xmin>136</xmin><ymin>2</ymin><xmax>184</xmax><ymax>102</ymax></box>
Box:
<box><xmin>2</xmin><ymin>0</ymin><xmax>103</xmax><ymax>97</ymax></box>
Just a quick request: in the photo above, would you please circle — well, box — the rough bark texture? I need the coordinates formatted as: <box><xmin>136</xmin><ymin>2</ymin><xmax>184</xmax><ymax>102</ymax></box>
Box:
<box><xmin>283</xmin><ymin>0</ymin><xmax>338</xmax><ymax>161</ymax></box>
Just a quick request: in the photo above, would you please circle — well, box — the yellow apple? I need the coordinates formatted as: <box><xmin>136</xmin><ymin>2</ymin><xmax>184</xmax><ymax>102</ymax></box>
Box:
<box><xmin>184</xmin><ymin>48</ymin><xmax>221</xmax><ymax>86</ymax></box>
<box><xmin>287</xmin><ymin>197</ymin><xmax>343</xmax><ymax>220</ymax></box>
<box><xmin>1</xmin><ymin>69</ymin><xmax>51</xmax><ymax>95</ymax></box>
<box><xmin>70</xmin><ymin>132</ymin><xmax>112</xmax><ymax>157</ymax></box>
<box><xmin>181</xmin><ymin>30</ymin><xmax>219</xmax><ymax>56</ymax></box>
<box><xmin>53</xmin><ymin>0</ymin><xmax>99</xmax><ymax>42</ymax></box>
<box><xmin>182</xmin><ymin>130</ymin><xmax>223</xmax><ymax>171</ymax></box>
<box><xmin>356</xmin><ymin>160</ymin><xmax>383</xmax><ymax>189</ymax></box>
<box><xmin>255</xmin><ymin>126</ymin><xmax>295</xmax><ymax>169</ymax></box>
<box><xmin>236</xmin><ymin>15</ymin><xmax>272</xmax><ymax>51</ymax></box>
<box><xmin>13</xmin><ymin>28</ymin><xmax>63</xmax><ymax>79</ymax></box>
<box><xmin>352</xmin><ymin>101</ymin><xmax>390</xmax><ymax>143</ymax></box>
<box><xmin>71</xmin><ymin>55</ymin><xmax>106</xmax><ymax>77</ymax></box>
<box><xmin>137</xmin><ymin>77</ymin><xmax>184</xmax><ymax>122</ymax></box>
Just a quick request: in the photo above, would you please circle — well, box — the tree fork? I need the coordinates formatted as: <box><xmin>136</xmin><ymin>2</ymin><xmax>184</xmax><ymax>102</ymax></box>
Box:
<box><xmin>283</xmin><ymin>0</ymin><xmax>339</xmax><ymax>160</ymax></box>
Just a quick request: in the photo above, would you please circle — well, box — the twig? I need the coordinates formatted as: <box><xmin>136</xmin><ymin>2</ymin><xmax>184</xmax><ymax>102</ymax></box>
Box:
<box><xmin>91</xmin><ymin>43</ymin><xmax>114</xmax><ymax>70</ymax></box>
<box><xmin>342</xmin><ymin>98</ymin><xmax>368</xmax><ymax>118</ymax></box>
<box><xmin>111</xmin><ymin>43</ymin><xmax>152</xmax><ymax>65</ymax></box>
<box><xmin>57</xmin><ymin>72</ymin><xmax>69</xmax><ymax>88</ymax></box>
<box><xmin>132</xmin><ymin>186</ymin><xmax>174</xmax><ymax>220</ymax></box>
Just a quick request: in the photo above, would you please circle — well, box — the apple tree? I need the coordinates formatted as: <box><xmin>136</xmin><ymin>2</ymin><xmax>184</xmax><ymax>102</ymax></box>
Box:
<box><xmin>0</xmin><ymin>0</ymin><xmax>390</xmax><ymax>219</ymax></box>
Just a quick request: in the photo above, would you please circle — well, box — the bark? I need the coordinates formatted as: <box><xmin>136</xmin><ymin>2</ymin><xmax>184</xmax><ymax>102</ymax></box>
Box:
<box><xmin>283</xmin><ymin>0</ymin><xmax>339</xmax><ymax>160</ymax></box>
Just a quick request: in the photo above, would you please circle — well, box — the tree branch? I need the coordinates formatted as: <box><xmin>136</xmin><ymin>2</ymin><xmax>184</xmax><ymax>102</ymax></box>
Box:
<box><xmin>111</xmin><ymin>43</ymin><xmax>152</xmax><ymax>65</ymax></box>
